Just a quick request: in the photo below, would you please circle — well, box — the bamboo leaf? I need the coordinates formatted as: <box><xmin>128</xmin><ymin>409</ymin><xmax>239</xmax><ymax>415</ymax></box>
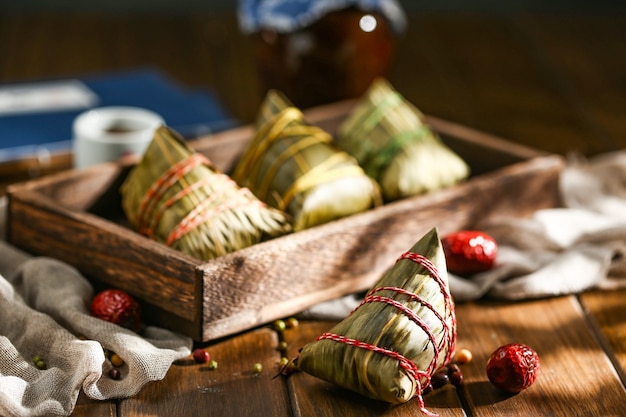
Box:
<box><xmin>338</xmin><ymin>78</ymin><xmax>470</xmax><ymax>201</ymax></box>
<box><xmin>120</xmin><ymin>126</ymin><xmax>292</xmax><ymax>260</ymax></box>
<box><xmin>296</xmin><ymin>228</ymin><xmax>456</xmax><ymax>414</ymax></box>
<box><xmin>233</xmin><ymin>90</ymin><xmax>382</xmax><ymax>231</ymax></box>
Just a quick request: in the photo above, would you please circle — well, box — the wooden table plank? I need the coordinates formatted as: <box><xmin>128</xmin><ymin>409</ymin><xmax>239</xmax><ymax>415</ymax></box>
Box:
<box><xmin>117</xmin><ymin>327</ymin><xmax>292</xmax><ymax>417</ymax></box>
<box><xmin>387</xmin><ymin>15</ymin><xmax>597</xmax><ymax>157</ymax></box>
<box><xmin>520</xmin><ymin>15</ymin><xmax>626</xmax><ymax>155</ymax></box>
<box><xmin>281</xmin><ymin>321</ymin><xmax>465</xmax><ymax>417</ymax></box>
<box><xmin>578</xmin><ymin>289</ymin><xmax>626</xmax><ymax>385</ymax></box>
<box><xmin>69</xmin><ymin>393</ymin><xmax>116</xmax><ymax>417</ymax></box>
<box><xmin>2</xmin><ymin>12</ymin><xmax>624</xmax><ymax>175</ymax></box>
<box><xmin>455</xmin><ymin>295</ymin><xmax>626</xmax><ymax>416</ymax></box>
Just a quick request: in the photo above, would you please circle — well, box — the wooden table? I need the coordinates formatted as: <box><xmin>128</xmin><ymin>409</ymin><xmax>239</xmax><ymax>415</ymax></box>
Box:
<box><xmin>70</xmin><ymin>290</ymin><xmax>626</xmax><ymax>416</ymax></box>
<box><xmin>1</xmin><ymin>7</ymin><xmax>625</xmax><ymax>417</ymax></box>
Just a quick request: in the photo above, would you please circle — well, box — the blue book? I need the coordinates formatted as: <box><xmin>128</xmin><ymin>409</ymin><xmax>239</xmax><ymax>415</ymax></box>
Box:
<box><xmin>0</xmin><ymin>68</ymin><xmax>236</xmax><ymax>163</ymax></box>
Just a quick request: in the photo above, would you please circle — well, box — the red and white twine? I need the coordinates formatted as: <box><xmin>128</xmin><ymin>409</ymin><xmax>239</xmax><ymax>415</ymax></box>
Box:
<box><xmin>137</xmin><ymin>153</ymin><xmax>209</xmax><ymax>235</ymax></box>
<box><xmin>315</xmin><ymin>250</ymin><xmax>456</xmax><ymax>417</ymax></box>
<box><xmin>136</xmin><ymin>153</ymin><xmax>264</xmax><ymax>246</ymax></box>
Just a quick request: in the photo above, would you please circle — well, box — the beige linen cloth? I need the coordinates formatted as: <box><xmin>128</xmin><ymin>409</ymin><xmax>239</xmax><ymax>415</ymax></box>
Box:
<box><xmin>0</xmin><ymin>208</ymin><xmax>192</xmax><ymax>417</ymax></box>
<box><xmin>303</xmin><ymin>150</ymin><xmax>626</xmax><ymax>318</ymax></box>
<box><xmin>450</xmin><ymin>150</ymin><xmax>626</xmax><ymax>301</ymax></box>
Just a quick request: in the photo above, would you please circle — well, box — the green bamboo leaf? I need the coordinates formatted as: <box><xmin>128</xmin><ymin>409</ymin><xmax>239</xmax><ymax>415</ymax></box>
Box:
<box><xmin>120</xmin><ymin>126</ymin><xmax>292</xmax><ymax>260</ymax></box>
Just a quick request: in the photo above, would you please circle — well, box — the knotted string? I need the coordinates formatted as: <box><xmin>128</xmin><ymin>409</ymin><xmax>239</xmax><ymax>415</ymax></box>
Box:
<box><xmin>136</xmin><ymin>152</ymin><xmax>265</xmax><ymax>247</ymax></box>
<box><xmin>315</xmin><ymin>249</ymin><xmax>456</xmax><ymax>417</ymax></box>
<box><xmin>137</xmin><ymin>153</ymin><xmax>209</xmax><ymax>236</ymax></box>
<box><xmin>232</xmin><ymin>105</ymin><xmax>380</xmax><ymax>218</ymax></box>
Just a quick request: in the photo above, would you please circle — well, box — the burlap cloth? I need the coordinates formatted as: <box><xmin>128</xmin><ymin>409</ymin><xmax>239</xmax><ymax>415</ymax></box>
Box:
<box><xmin>303</xmin><ymin>150</ymin><xmax>626</xmax><ymax>319</ymax></box>
<box><xmin>0</xmin><ymin>206</ymin><xmax>192</xmax><ymax>417</ymax></box>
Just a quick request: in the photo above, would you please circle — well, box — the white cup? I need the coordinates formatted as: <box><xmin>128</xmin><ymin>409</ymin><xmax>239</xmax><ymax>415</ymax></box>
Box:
<box><xmin>72</xmin><ymin>106</ymin><xmax>164</xmax><ymax>168</ymax></box>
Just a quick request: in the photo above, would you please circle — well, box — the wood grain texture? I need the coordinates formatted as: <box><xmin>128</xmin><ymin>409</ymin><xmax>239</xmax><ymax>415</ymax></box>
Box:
<box><xmin>282</xmin><ymin>321</ymin><xmax>465</xmax><ymax>417</ymax></box>
<box><xmin>578</xmin><ymin>289</ymin><xmax>626</xmax><ymax>387</ymax></box>
<box><xmin>518</xmin><ymin>15</ymin><xmax>626</xmax><ymax>155</ymax></box>
<box><xmin>119</xmin><ymin>327</ymin><xmax>292</xmax><ymax>417</ymax></box>
<box><xmin>455</xmin><ymin>296</ymin><xmax>626</xmax><ymax>416</ymax></box>
<box><xmin>69</xmin><ymin>393</ymin><xmax>116</xmax><ymax>417</ymax></box>
<box><xmin>7</xmin><ymin>188</ymin><xmax>200</xmax><ymax>325</ymax></box>
<box><xmin>386</xmin><ymin>14</ymin><xmax>626</xmax><ymax>157</ymax></box>
<box><xmin>3</xmin><ymin>13</ymin><xmax>626</xmax><ymax>179</ymax></box>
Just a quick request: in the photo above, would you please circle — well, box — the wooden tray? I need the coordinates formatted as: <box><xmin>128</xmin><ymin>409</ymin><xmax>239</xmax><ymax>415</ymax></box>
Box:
<box><xmin>6</xmin><ymin>100</ymin><xmax>565</xmax><ymax>342</ymax></box>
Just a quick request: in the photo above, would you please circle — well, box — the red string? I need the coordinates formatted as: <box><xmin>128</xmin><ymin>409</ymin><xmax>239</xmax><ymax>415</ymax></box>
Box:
<box><xmin>146</xmin><ymin>176</ymin><xmax>213</xmax><ymax>237</ymax></box>
<box><xmin>135</xmin><ymin>153</ymin><xmax>266</xmax><ymax>247</ymax></box>
<box><xmin>397</xmin><ymin>252</ymin><xmax>457</xmax><ymax>364</ymax></box>
<box><xmin>165</xmin><ymin>183</ymin><xmax>262</xmax><ymax>246</ymax></box>
<box><xmin>137</xmin><ymin>153</ymin><xmax>209</xmax><ymax>235</ymax></box>
<box><xmin>358</xmin><ymin>294</ymin><xmax>440</xmax><ymax>376</ymax></box>
<box><xmin>316</xmin><ymin>332</ymin><xmax>434</xmax><ymax>416</ymax></box>
<box><xmin>315</xmin><ymin>249</ymin><xmax>456</xmax><ymax>417</ymax></box>
<box><xmin>366</xmin><ymin>287</ymin><xmax>454</xmax><ymax>374</ymax></box>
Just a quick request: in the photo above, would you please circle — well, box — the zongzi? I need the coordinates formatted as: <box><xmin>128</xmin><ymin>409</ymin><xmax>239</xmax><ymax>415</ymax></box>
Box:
<box><xmin>232</xmin><ymin>90</ymin><xmax>381</xmax><ymax>231</ymax></box>
<box><xmin>120</xmin><ymin>126</ymin><xmax>292</xmax><ymax>260</ymax></box>
<box><xmin>295</xmin><ymin>228</ymin><xmax>456</xmax><ymax>416</ymax></box>
<box><xmin>337</xmin><ymin>78</ymin><xmax>469</xmax><ymax>201</ymax></box>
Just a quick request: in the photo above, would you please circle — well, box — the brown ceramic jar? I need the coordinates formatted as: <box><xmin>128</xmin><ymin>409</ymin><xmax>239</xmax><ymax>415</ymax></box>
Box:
<box><xmin>253</xmin><ymin>7</ymin><xmax>397</xmax><ymax>109</ymax></box>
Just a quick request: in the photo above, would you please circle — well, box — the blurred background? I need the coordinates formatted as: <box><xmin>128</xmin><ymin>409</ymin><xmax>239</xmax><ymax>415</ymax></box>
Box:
<box><xmin>1</xmin><ymin>0</ymin><xmax>625</xmax><ymax>187</ymax></box>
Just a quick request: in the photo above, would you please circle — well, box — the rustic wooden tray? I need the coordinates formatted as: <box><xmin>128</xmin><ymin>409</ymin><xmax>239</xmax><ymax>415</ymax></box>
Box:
<box><xmin>6</xmin><ymin>100</ymin><xmax>564</xmax><ymax>342</ymax></box>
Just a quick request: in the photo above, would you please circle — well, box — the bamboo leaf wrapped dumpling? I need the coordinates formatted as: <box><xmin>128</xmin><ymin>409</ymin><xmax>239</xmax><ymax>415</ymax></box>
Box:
<box><xmin>120</xmin><ymin>126</ymin><xmax>292</xmax><ymax>260</ymax></box>
<box><xmin>337</xmin><ymin>78</ymin><xmax>469</xmax><ymax>201</ymax></box>
<box><xmin>232</xmin><ymin>90</ymin><xmax>381</xmax><ymax>231</ymax></box>
<box><xmin>295</xmin><ymin>228</ymin><xmax>456</xmax><ymax>416</ymax></box>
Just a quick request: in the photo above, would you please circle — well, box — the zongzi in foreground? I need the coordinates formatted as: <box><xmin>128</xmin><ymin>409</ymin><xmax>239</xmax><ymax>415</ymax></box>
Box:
<box><xmin>120</xmin><ymin>126</ymin><xmax>292</xmax><ymax>260</ymax></box>
<box><xmin>295</xmin><ymin>228</ymin><xmax>456</xmax><ymax>416</ymax></box>
<box><xmin>337</xmin><ymin>78</ymin><xmax>469</xmax><ymax>201</ymax></box>
<box><xmin>232</xmin><ymin>90</ymin><xmax>381</xmax><ymax>231</ymax></box>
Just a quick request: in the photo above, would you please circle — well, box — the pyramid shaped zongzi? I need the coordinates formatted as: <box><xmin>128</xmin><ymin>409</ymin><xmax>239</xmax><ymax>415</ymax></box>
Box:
<box><xmin>337</xmin><ymin>78</ymin><xmax>469</xmax><ymax>201</ymax></box>
<box><xmin>120</xmin><ymin>126</ymin><xmax>292</xmax><ymax>260</ymax></box>
<box><xmin>295</xmin><ymin>228</ymin><xmax>456</xmax><ymax>415</ymax></box>
<box><xmin>232</xmin><ymin>90</ymin><xmax>381</xmax><ymax>231</ymax></box>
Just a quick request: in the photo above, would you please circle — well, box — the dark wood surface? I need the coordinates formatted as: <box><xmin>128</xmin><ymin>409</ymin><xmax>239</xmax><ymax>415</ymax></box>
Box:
<box><xmin>2</xmin><ymin>7</ymin><xmax>626</xmax><ymax>417</ymax></box>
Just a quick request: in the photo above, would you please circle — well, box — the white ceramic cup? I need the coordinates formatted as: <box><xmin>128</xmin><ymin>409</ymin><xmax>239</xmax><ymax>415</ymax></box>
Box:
<box><xmin>72</xmin><ymin>106</ymin><xmax>164</xmax><ymax>168</ymax></box>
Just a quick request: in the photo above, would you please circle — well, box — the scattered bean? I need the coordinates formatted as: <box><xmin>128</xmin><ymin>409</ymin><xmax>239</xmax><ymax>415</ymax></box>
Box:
<box><xmin>273</xmin><ymin>320</ymin><xmax>286</xmax><ymax>332</ymax></box>
<box><xmin>32</xmin><ymin>355</ymin><xmax>46</xmax><ymax>370</ymax></box>
<box><xmin>192</xmin><ymin>348</ymin><xmax>211</xmax><ymax>364</ymax></box>
<box><xmin>285</xmin><ymin>317</ymin><xmax>299</xmax><ymax>329</ymax></box>
<box><xmin>449</xmin><ymin>369</ymin><xmax>463</xmax><ymax>386</ymax></box>
<box><xmin>455</xmin><ymin>349</ymin><xmax>473</xmax><ymax>364</ymax></box>
<box><xmin>277</xmin><ymin>341</ymin><xmax>289</xmax><ymax>353</ymax></box>
<box><xmin>448</xmin><ymin>363</ymin><xmax>461</xmax><ymax>375</ymax></box>
<box><xmin>431</xmin><ymin>372</ymin><xmax>449</xmax><ymax>389</ymax></box>
<box><xmin>110</xmin><ymin>353</ymin><xmax>124</xmax><ymax>367</ymax></box>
